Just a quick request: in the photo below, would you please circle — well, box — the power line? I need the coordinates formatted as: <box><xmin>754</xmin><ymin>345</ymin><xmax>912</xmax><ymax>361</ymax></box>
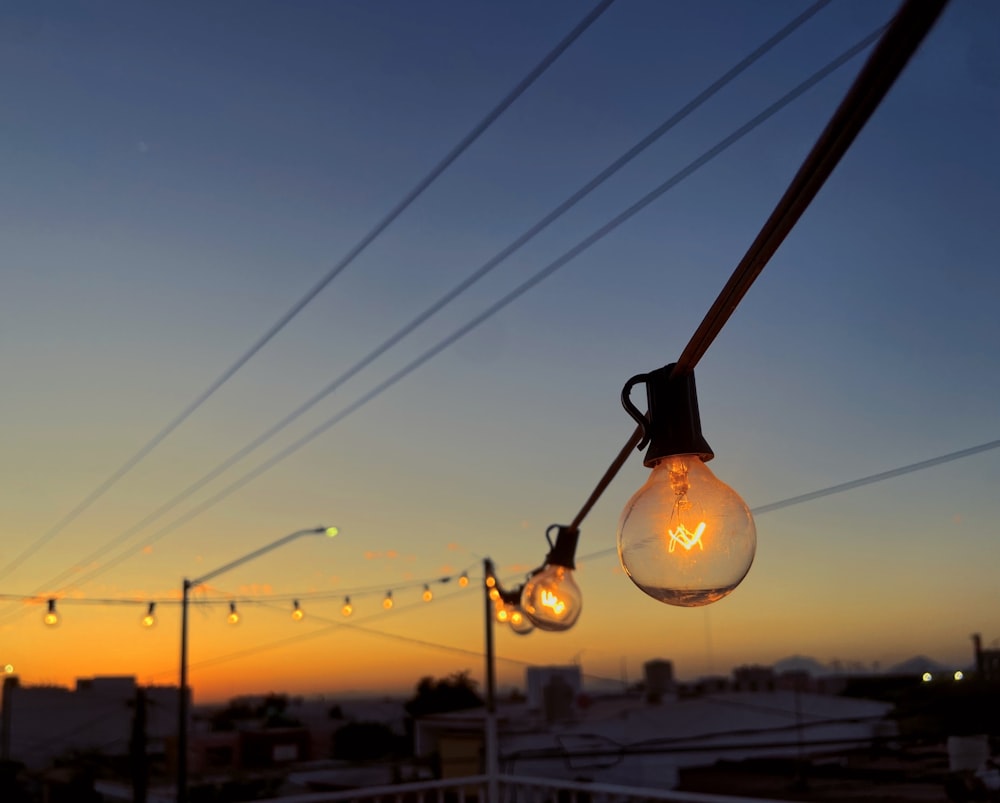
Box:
<box><xmin>568</xmin><ymin>0</ymin><xmax>949</xmax><ymax>531</ymax></box>
<box><xmin>0</xmin><ymin>0</ymin><xmax>615</xmax><ymax>586</ymax></box>
<box><xmin>26</xmin><ymin>0</ymin><xmax>834</xmax><ymax>601</ymax></box>
<box><xmin>58</xmin><ymin>24</ymin><xmax>884</xmax><ymax>595</ymax></box>
<box><xmin>575</xmin><ymin>436</ymin><xmax>1000</xmax><ymax>564</ymax></box>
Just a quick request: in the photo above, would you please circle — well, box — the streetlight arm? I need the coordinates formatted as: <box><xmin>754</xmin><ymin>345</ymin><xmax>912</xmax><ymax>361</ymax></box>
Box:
<box><xmin>177</xmin><ymin>524</ymin><xmax>336</xmax><ymax>803</ymax></box>
<box><xmin>189</xmin><ymin>526</ymin><xmax>333</xmax><ymax>587</ymax></box>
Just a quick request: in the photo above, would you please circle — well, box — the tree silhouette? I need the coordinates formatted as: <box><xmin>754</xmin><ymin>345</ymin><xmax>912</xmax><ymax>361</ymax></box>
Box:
<box><xmin>404</xmin><ymin>671</ymin><xmax>484</xmax><ymax>719</ymax></box>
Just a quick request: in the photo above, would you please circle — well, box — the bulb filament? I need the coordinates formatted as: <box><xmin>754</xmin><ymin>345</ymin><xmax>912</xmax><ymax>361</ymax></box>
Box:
<box><xmin>540</xmin><ymin>590</ymin><xmax>566</xmax><ymax>616</ymax></box>
<box><xmin>667</xmin><ymin>521</ymin><xmax>706</xmax><ymax>552</ymax></box>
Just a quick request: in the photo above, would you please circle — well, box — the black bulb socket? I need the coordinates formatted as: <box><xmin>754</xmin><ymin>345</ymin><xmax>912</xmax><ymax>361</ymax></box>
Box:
<box><xmin>622</xmin><ymin>363</ymin><xmax>714</xmax><ymax>468</ymax></box>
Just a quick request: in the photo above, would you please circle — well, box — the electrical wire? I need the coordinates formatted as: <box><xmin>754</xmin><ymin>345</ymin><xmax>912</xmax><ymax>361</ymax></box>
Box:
<box><xmin>11</xmin><ymin>433</ymin><xmax>995</xmax><ymax>606</ymax></box>
<box><xmin>0</xmin><ymin>0</ymin><xmax>615</xmax><ymax>587</ymax></box>
<box><xmin>575</xmin><ymin>436</ymin><xmax>1000</xmax><ymax>564</ymax></box>
<box><xmin>568</xmin><ymin>0</ymin><xmax>950</xmax><ymax>531</ymax></box>
<box><xmin>55</xmin><ymin>26</ymin><xmax>885</xmax><ymax>596</ymax></box>
<box><xmin>23</xmin><ymin>0</ymin><xmax>834</xmax><ymax>602</ymax></box>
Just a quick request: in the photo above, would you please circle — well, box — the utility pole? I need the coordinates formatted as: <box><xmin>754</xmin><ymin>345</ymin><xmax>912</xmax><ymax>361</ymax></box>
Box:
<box><xmin>130</xmin><ymin>687</ymin><xmax>148</xmax><ymax>803</ymax></box>
<box><xmin>483</xmin><ymin>559</ymin><xmax>498</xmax><ymax>803</ymax></box>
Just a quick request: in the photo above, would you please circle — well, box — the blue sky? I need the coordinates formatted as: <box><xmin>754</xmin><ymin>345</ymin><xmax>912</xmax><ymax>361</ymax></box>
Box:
<box><xmin>1</xmin><ymin>0</ymin><xmax>998</xmax><ymax>699</ymax></box>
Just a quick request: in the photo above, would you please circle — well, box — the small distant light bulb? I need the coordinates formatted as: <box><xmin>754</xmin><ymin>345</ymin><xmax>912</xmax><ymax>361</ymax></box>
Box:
<box><xmin>521</xmin><ymin>526</ymin><xmax>583</xmax><ymax>632</ymax></box>
<box><xmin>922</xmin><ymin>672</ymin><xmax>933</xmax><ymax>682</ymax></box>
<box><xmin>342</xmin><ymin>596</ymin><xmax>353</xmax><ymax>617</ymax></box>
<box><xmin>488</xmin><ymin>587</ymin><xmax>500</xmax><ymax>602</ymax></box>
<box><xmin>141</xmin><ymin>602</ymin><xmax>157</xmax><ymax>629</ymax></box>
<box><xmin>292</xmin><ymin>600</ymin><xmax>305</xmax><ymax>621</ymax></box>
<box><xmin>3</xmin><ymin>664</ymin><xmax>13</xmax><ymax>675</ymax></box>
<box><xmin>383</xmin><ymin>592</ymin><xmax>393</xmax><ymax>610</ymax></box>
<box><xmin>485</xmin><ymin>576</ymin><xmax>496</xmax><ymax>589</ymax></box>
<box><xmin>43</xmin><ymin>599</ymin><xmax>60</xmax><ymax>627</ymax></box>
<box><xmin>619</xmin><ymin>365</ymin><xmax>755</xmax><ymax>607</ymax></box>
<box><xmin>522</xmin><ymin>565</ymin><xmax>582</xmax><ymax>631</ymax></box>
<box><xmin>422</xmin><ymin>585</ymin><xmax>433</xmax><ymax>602</ymax></box>
<box><xmin>495</xmin><ymin>602</ymin><xmax>510</xmax><ymax>623</ymax></box>
<box><xmin>227</xmin><ymin>602</ymin><xmax>240</xmax><ymax>625</ymax></box>
<box><xmin>509</xmin><ymin>607</ymin><xmax>534</xmax><ymax>636</ymax></box>
<box><xmin>458</xmin><ymin>573</ymin><xmax>469</xmax><ymax>588</ymax></box>
<box><xmin>325</xmin><ymin>526</ymin><xmax>339</xmax><ymax>538</ymax></box>
<box><xmin>954</xmin><ymin>671</ymin><xmax>964</xmax><ymax>681</ymax></box>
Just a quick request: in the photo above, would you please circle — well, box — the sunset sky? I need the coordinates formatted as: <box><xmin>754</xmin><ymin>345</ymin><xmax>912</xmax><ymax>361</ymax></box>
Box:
<box><xmin>1</xmin><ymin>0</ymin><xmax>999</xmax><ymax>705</ymax></box>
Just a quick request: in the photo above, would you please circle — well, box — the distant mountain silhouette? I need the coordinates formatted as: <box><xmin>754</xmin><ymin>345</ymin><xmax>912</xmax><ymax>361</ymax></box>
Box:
<box><xmin>886</xmin><ymin>655</ymin><xmax>949</xmax><ymax>675</ymax></box>
<box><xmin>772</xmin><ymin>655</ymin><xmax>834</xmax><ymax>676</ymax></box>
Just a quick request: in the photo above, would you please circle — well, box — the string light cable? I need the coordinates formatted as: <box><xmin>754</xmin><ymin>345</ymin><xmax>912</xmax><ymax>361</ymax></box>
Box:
<box><xmin>0</xmin><ymin>564</ymin><xmax>478</xmax><ymax>614</ymax></box>
<box><xmin>22</xmin><ymin>0</ymin><xmax>835</xmax><ymax>602</ymax></box>
<box><xmin>47</xmin><ymin>23</ymin><xmax>889</xmax><ymax>600</ymax></box>
<box><xmin>562</xmin><ymin>0</ymin><xmax>949</xmax><ymax>608</ymax></box>
<box><xmin>0</xmin><ymin>0</ymin><xmax>616</xmax><ymax>587</ymax></box>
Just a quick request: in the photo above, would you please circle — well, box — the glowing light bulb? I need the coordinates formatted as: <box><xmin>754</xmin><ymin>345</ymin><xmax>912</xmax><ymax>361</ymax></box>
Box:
<box><xmin>495</xmin><ymin>603</ymin><xmax>510</xmax><ymax>623</ymax></box>
<box><xmin>508</xmin><ymin>607</ymin><xmax>534</xmax><ymax>636</ymax></box>
<box><xmin>227</xmin><ymin>602</ymin><xmax>240</xmax><ymax>625</ymax></box>
<box><xmin>521</xmin><ymin>525</ymin><xmax>582</xmax><ymax>632</ymax></box>
<box><xmin>383</xmin><ymin>592</ymin><xmax>393</xmax><ymax>610</ymax></box>
<box><xmin>922</xmin><ymin>672</ymin><xmax>933</xmax><ymax>682</ymax></box>
<box><xmin>458</xmin><ymin>573</ymin><xmax>469</xmax><ymax>588</ymax></box>
<box><xmin>485</xmin><ymin>576</ymin><xmax>496</xmax><ymax>589</ymax></box>
<box><xmin>618</xmin><ymin>455</ymin><xmax>755</xmax><ymax>607</ymax></box>
<box><xmin>292</xmin><ymin>600</ymin><xmax>305</xmax><ymax>621</ymax></box>
<box><xmin>3</xmin><ymin>664</ymin><xmax>13</xmax><ymax>675</ymax></box>
<box><xmin>954</xmin><ymin>671</ymin><xmax>964</xmax><ymax>681</ymax></box>
<box><xmin>43</xmin><ymin>599</ymin><xmax>60</xmax><ymax>627</ymax></box>
<box><xmin>522</xmin><ymin>565</ymin><xmax>582</xmax><ymax>631</ymax></box>
<box><xmin>488</xmin><ymin>587</ymin><xmax>500</xmax><ymax>602</ymax></box>
<box><xmin>619</xmin><ymin>365</ymin><xmax>756</xmax><ymax>607</ymax></box>
<box><xmin>141</xmin><ymin>602</ymin><xmax>157</xmax><ymax>628</ymax></box>
<box><xmin>342</xmin><ymin>596</ymin><xmax>353</xmax><ymax>617</ymax></box>
<box><xmin>422</xmin><ymin>585</ymin><xmax>433</xmax><ymax>602</ymax></box>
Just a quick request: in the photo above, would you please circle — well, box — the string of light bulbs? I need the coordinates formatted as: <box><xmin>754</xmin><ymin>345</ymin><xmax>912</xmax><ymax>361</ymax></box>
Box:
<box><xmin>30</xmin><ymin>21</ymin><xmax>891</xmax><ymax>615</ymax></box>
<box><xmin>0</xmin><ymin>0</ymin><xmax>616</xmax><ymax>590</ymax></box>
<box><xmin>518</xmin><ymin>0</ymin><xmax>950</xmax><ymax>630</ymax></box>
<box><xmin>5</xmin><ymin>565</ymin><xmax>476</xmax><ymax>628</ymax></box>
<box><xmin>14</xmin><ymin>0</ymin><xmax>838</xmax><ymax>610</ymax></box>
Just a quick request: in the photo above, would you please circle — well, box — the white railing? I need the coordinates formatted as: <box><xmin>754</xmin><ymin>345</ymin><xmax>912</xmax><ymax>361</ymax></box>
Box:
<box><xmin>250</xmin><ymin>773</ymin><xmax>789</xmax><ymax>803</ymax></box>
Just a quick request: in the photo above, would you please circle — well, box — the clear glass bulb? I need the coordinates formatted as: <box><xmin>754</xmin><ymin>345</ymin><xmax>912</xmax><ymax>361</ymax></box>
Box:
<box><xmin>342</xmin><ymin>597</ymin><xmax>353</xmax><ymax>617</ymax></box>
<box><xmin>521</xmin><ymin>565</ymin><xmax>582</xmax><ymax>631</ymax></box>
<box><xmin>618</xmin><ymin>455</ymin><xmax>755</xmax><ymax>606</ymax></box>
<box><xmin>508</xmin><ymin>607</ymin><xmax>535</xmax><ymax>636</ymax></box>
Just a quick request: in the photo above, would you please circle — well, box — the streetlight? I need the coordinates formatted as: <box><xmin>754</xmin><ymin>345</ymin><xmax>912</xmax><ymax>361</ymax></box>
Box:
<box><xmin>176</xmin><ymin>525</ymin><xmax>338</xmax><ymax>803</ymax></box>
